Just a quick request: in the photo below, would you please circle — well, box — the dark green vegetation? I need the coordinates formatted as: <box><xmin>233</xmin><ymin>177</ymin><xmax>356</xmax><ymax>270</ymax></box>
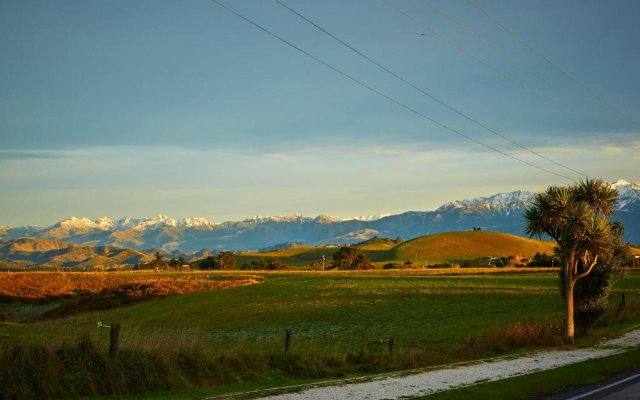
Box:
<box><xmin>331</xmin><ymin>246</ymin><xmax>374</xmax><ymax>270</ymax></box>
<box><xmin>198</xmin><ymin>251</ymin><xmax>236</xmax><ymax>270</ymax></box>
<box><xmin>2</xmin><ymin>270</ymin><xmax>640</xmax><ymax>399</ymax></box>
<box><xmin>416</xmin><ymin>347</ymin><xmax>640</xmax><ymax>400</ymax></box>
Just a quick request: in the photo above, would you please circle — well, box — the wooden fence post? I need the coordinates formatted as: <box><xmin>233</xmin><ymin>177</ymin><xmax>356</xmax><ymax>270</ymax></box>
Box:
<box><xmin>109</xmin><ymin>323</ymin><xmax>121</xmax><ymax>357</ymax></box>
<box><xmin>387</xmin><ymin>337</ymin><xmax>394</xmax><ymax>353</ymax></box>
<box><xmin>285</xmin><ymin>329</ymin><xmax>292</xmax><ymax>353</ymax></box>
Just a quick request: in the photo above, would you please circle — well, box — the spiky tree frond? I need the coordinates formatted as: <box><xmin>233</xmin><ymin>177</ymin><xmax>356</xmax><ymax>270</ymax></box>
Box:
<box><xmin>575</xmin><ymin>214</ymin><xmax>614</xmax><ymax>261</ymax></box>
<box><xmin>575</xmin><ymin>178</ymin><xmax>618</xmax><ymax>218</ymax></box>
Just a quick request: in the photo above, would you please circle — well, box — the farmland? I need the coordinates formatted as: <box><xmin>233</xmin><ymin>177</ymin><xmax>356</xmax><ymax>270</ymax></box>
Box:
<box><xmin>2</xmin><ymin>269</ymin><xmax>639</xmax><ymax>399</ymax></box>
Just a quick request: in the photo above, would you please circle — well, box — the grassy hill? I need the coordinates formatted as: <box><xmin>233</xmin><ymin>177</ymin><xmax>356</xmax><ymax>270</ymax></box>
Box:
<box><xmin>234</xmin><ymin>232</ymin><xmax>555</xmax><ymax>268</ymax></box>
<box><xmin>0</xmin><ymin>238</ymin><xmax>153</xmax><ymax>268</ymax></box>
<box><xmin>392</xmin><ymin>231</ymin><xmax>555</xmax><ymax>264</ymax></box>
<box><xmin>353</xmin><ymin>236</ymin><xmax>402</xmax><ymax>250</ymax></box>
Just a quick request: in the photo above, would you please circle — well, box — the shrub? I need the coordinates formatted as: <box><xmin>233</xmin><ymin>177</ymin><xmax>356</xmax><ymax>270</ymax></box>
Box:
<box><xmin>332</xmin><ymin>247</ymin><xmax>373</xmax><ymax>270</ymax></box>
<box><xmin>527</xmin><ymin>252</ymin><xmax>558</xmax><ymax>267</ymax></box>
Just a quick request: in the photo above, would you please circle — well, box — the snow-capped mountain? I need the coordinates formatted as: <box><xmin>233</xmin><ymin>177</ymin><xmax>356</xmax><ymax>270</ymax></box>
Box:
<box><xmin>180</xmin><ymin>217</ymin><xmax>218</xmax><ymax>229</ymax></box>
<box><xmin>613</xmin><ymin>179</ymin><xmax>640</xmax><ymax>210</ymax></box>
<box><xmin>342</xmin><ymin>214</ymin><xmax>392</xmax><ymax>222</ymax></box>
<box><xmin>436</xmin><ymin>190</ymin><xmax>535</xmax><ymax>214</ymax></box>
<box><xmin>242</xmin><ymin>214</ymin><xmax>310</xmax><ymax>224</ymax></box>
<box><xmin>130</xmin><ymin>214</ymin><xmax>177</xmax><ymax>230</ymax></box>
<box><xmin>1</xmin><ymin>180</ymin><xmax>638</xmax><ymax>250</ymax></box>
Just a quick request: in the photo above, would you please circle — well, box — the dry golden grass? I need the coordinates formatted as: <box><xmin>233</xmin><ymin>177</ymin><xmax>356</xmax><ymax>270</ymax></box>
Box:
<box><xmin>0</xmin><ymin>271</ymin><xmax>261</xmax><ymax>300</ymax></box>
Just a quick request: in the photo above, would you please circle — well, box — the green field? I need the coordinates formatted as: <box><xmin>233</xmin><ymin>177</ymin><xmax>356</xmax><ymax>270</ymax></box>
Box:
<box><xmin>236</xmin><ymin>231</ymin><xmax>556</xmax><ymax>267</ymax></box>
<box><xmin>3</xmin><ymin>271</ymin><xmax>558</xmax><ymax>348</ymax></box>
<box><xmin>5</xmin><ymin>270</ymin><xmax>639</xmax><ymax>353</ymax></box>
<box><xmin>3</xmin><ymin>269</ymin><xmax>639</xmax><ymax>399</ymax></box>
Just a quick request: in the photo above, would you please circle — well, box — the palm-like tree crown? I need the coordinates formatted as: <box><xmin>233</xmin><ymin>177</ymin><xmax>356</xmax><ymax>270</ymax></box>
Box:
<box><xmin>524</xmin><ymin>179</ymin><xmax>616</xmax><ymax>272</ymax></box>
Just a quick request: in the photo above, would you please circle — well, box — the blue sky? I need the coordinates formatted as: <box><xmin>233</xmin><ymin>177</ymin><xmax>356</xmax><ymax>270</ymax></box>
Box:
<box><xmin>1</xmin><ymin>0</ymin><xmax>639</xmax><ymax>226</ymax></box>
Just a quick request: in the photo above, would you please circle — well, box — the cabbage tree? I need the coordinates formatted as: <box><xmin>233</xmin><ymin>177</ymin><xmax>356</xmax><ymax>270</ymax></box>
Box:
<box><xmin>524</xmin><ymin>179</ymin><xmax>616</xmax><ymax>343</ymax></box>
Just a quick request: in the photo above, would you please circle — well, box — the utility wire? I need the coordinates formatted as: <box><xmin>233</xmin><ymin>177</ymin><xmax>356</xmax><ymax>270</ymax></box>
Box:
<box><xmin>382</xmin><ymin>0</ymin><xmax>591</xmax><ymax>129</ymax></box>
<box><xmin>273</xmin><ymin>0</ymin><xmax>587</xmax><ymax>178</ymax></box>
<box><xmin>210</xmin><ymin>0</ymin><xmax>574</xmax><ymax>181</ymax></box>
<box><xmin>466</xmin><ymin>0</ymin><xmax>635</xmax><ymax>127</ymax></box>
<box><xmin>421</xmin><ymin>0</ymin><xmax>625</xmax><ymax>132</ymax></box>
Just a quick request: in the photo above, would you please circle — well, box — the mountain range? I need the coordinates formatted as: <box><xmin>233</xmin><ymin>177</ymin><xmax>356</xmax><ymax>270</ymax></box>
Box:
<box><xmin>1</xmin><ymin>179</ymin><xmax>638</xmax><ymax>251</ymax></box>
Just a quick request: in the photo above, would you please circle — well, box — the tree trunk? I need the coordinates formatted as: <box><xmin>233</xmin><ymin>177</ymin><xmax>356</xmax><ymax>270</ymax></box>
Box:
<box><xmin>564</xmin><ymin>254</ymin><xmax>575</xmax><ymax>344</ymax></box>
<box><xmin>564</xmin><ymin>280</ymin><xmax>575</xmax><ymax>343</ymax></box>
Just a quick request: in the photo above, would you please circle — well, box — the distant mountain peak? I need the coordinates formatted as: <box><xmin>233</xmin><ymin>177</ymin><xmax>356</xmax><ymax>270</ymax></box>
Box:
<box><xmin>612</xmin><ymin>178</ymin><xmax>640</xmax><ymax>209</ymax></box>
<box><xmin>436</xmin><ymin>190</ymin><xmax>536</xmax><ymax>213</ymax></box>
<box><xmin>315</xmin><ymin>215</ymin><xmax>338</xmax><ymax>224</ymax></box>
<box><xmin>132</xmin><ymin>214</ymin><xmax>176</xmax><ymax>230</ymax></box>
<box><xmin>243</xmin><ymin>214</ymin><xmax>309</xmax><ymax>223</ymax></box>
<box><xmin>612</xmin><ymin>178</ymin><xmax>640</xmax><ymax>187</ymax></box>
<box><xmin>342</xmin><ymin>213</ymin><xmax>391</xmax><ymax>222</ymax></box>
<box><xmin>181</xmin><ymin>217</ymin><xmax>216</xmax><ymax>228</ymax></box>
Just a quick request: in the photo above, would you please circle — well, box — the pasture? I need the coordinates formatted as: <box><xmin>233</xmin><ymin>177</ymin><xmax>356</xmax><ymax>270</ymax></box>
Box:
<box><xmin>1</xmin><ymin>269</ymin><xmax>639</xmax><ymax>399</ymax></box>
<box><xmin>3</xmin><ymin>270</ymin><xmax>565</xmax><ymax>348</ymax></box>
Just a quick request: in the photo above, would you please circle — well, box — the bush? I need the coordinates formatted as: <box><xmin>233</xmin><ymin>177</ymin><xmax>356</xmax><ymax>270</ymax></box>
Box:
<box><xmin>241</xmin><ymin>258</ymin><xmax>290</xmax><ymax>270</ymax></box>
<box><xmin>527</xmin><ymin>252</ymin><xmax>558</xmax><ymax>267</ymax></box>
<box><xmin>198</xmin><ymin>252</ymin><xmax>236</xmax><ymax>270</ymax></box>
<box><xmin>332</xmin><ymin>247</ymin><xmax>373</xmax><ymax>270</ymax></box>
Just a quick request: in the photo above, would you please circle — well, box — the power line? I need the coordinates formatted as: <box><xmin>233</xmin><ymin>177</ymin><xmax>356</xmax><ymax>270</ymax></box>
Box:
<box><xmin>381</xmin><ymin>0</ymin><xmax>592</xmax><ymax>129</ymax></box>
<box><xmin>466</xmin><ymin>0</ymin><xmax>635</xmax><ymax>127</ymax></box>
<box><xmin>209</xmin><ymin>0</ymin><xmax>575</xmax><ymax>181</ymax></box>
<box><xmin>273</xmin><ymin>0</ymin><xmax>587</xmax><ymax>178</ymax></box>
<box><xmin>420</xmin><ymin>0</ymin><xmax>625</xmax><ymax>131</ymax></box>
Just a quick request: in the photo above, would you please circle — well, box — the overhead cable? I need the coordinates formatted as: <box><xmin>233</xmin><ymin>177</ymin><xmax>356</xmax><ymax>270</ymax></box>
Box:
<box><xmin>274</xmin><ymin>0</ymin><xmax>588</xmax><ymax>178</ymax></box>
<box><xmin>383</xmin><ymin>0</ymin><xmax>601</xmax><ymax>132</ymax></box>
<box><xmin>210</xmin><ymin>0</ymin><xmax>575</xmax><ymax>181</ymax></box>
<box><xmin>466</xmin><ymin>0</ymin><xmax>635</xmax><ymax>127</ymax></box>
<box><xmin>421</xmin><ymin>0</ymin><xmax>625</xmax><ymax>131</ymax></box>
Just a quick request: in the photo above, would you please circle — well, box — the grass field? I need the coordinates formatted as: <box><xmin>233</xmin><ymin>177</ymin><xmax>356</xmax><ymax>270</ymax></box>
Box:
<box><xmin>2</xmin><ymin>269</ymin><xmax>639</xmax><ymax>399</ymax></box>
<box><xmin>236</xmin><ymin>231</ymin><xmax>556</xmax><ymax>267</ymax></box>
<box><xmin>2</xmin><ymin>270</ymin><xmax>565</xmax><ymax>348</ymax></box>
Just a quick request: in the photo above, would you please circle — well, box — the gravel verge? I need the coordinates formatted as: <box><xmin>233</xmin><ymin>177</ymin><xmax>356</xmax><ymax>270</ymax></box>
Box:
<box><xmin>252</xmin><ymin>328</ymin><xmax>640</xmax><ymax>400</ymax></box>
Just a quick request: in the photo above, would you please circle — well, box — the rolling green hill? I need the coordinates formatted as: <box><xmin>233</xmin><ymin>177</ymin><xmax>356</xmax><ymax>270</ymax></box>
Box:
<box><xmin>234</xmin><ymin>231</ymin><xmax>555</xmax><ymax>268</ymax></box>
<box><xmin>392</xmin><ymin>231</ymin><xmax>555</xmax><ymax>264</ymax></box>
<box><xmin>353</xmin><ymin>236</ymin><xmax>403</xmax><ymax>250</ymax></box>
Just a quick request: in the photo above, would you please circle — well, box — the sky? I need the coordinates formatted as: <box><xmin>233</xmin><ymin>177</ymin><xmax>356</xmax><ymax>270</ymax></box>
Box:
<box><xmin>1</xmin><ymin>0</ymin><xmax>639</xmax><ymax>226</ymax></box>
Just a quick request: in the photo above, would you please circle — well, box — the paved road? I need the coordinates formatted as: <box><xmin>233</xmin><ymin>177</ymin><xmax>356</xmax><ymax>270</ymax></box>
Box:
<box><xmin>541</xmin><ymin>369</ymin><xmax>640</xmax><ymax>400</ymax></box>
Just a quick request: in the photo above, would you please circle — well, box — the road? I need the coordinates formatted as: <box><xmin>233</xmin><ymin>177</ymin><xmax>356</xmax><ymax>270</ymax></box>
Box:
<box><xmin>542</xmin><ymin>369</ymin><xmax>640</xmax><ymax>400</ymax></box>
